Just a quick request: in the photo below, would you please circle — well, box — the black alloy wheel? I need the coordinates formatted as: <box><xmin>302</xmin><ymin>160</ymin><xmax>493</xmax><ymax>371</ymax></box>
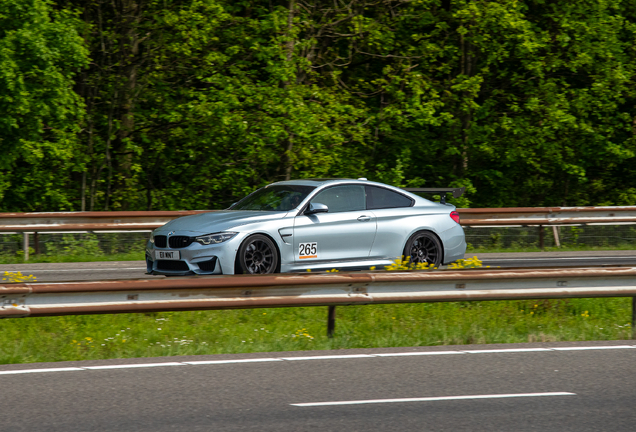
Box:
<box><xmin>403</xmin><ymin>231</ymin><xmax>442</xmax><ymax>267</ymax></box>
<box><xmin>237</xmin><ymin>234</ymin><xmax>279</xmax><ymax>274</ymax></box>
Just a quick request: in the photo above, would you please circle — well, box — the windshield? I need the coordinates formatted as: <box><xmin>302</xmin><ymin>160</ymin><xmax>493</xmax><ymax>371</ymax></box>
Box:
<box><xmin>229</xmin><ymin>185</ymin><xmax>316</xmax><ymax>211</ymax></box>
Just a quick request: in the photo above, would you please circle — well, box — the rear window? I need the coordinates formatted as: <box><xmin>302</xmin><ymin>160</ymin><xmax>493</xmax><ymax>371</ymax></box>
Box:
<box><xmin>365</xmin><ymin>186</ymin><xmax>413</xmax><ymax>210</ymax></box>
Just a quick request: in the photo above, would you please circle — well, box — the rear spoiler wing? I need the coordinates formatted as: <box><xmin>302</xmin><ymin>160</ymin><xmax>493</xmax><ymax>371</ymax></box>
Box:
<box><xmin>402</xmin><ymin>187</ymin><xmax>466</xmax><ymax>205</ymax></box>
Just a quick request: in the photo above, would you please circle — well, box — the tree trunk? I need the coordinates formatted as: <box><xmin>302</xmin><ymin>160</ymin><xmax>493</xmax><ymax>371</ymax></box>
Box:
<box><xmin>283</xmin><ymin>0</ymin><xmax>295</xmax><ymax>181</ymax></box>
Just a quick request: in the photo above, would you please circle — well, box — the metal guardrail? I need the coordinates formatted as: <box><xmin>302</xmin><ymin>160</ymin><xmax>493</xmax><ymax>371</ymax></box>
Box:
<box><xmin>457</xmin><ymin>206</ymin><xmax>636</xmax><ymax>248</ymax></box>
<box><xmin>2</xmin><ymin>267</ymin><xmax>635</xmax><ymax>337</ymax></box>
<box><xmin>4</xmin><ymin>206</ymin><xmax>636</xmax><ymax>259</ymax></box>
<box><xmin>457</xmin><ymin>206</ymin><xmax>636</xmax><ymax>226</ymax></box>
<box><xmin>0</xmin><ymin>210</ymin><xmax>210</xmax><ymax>232</ymax></box>
<box><xmin>2</xmin><ymin>206</ymin><xmax>636</xmax><ymax>233</ymax></box>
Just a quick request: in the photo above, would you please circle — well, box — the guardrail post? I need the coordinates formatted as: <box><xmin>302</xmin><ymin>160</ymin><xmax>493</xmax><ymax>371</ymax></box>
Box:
<box><xmin>632</xmin><ymin>297</ymin><xmax>635</xmax><ymax>340</ymax></box>
<box><xmin>538</xmin><ymin>225</ymin><xmax>545</xmax><ymax>250</ymax></box>
<box><xmin>23</xmin><ymin>233</ymin><xmax>29</xmax><ymax>262</ymax></box>
<box><xmin>327</xmin><ymin>306</ymin><xmax>336</xmax><ymax>338</ymax></box>
<box><xmin>552</xmin><ymin>226</ymin><xmax>560</xmax><ymax>248</ymax></box>
<box><xmin>34</xmin><ymin>232</ymin><xmax>39</xmax><ymax>255</ymax></box>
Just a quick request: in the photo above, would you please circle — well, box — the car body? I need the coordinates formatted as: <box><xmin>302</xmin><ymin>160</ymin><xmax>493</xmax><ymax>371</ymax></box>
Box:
<box><xmin>145</xmin><ymin>178</ymin><xmax>466</xmax><ymax>275</ymax></box>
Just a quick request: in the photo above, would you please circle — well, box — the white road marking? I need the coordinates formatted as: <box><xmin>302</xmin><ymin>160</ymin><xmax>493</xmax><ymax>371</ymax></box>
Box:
<box><xmin>291</xmin><ymin>392</ymin><xmax>577</xmax><ymax>407</ymax></box>
<box><xmin>184</xmin><ymin>358</ymin><xmax>283</xmax><ymax>365</ymax></box>
<box><xmin>0</xmin><ymin>367</ymin><xmax>83</xmax><ymax>375</ymax></box>
<box><xmin>84</xmin><ymin>362</ymin><xmax>184</xmax><ymax>370</ymax></box>
<box><xmin>551</xmin><ymin>345</ymin><xmax>635</xmax><ymax>351</ymax></box>
<box><xmin>0</xmin><ymin>346</ymin><xmax>633</xmax><ymax>376</ymax></box>
<box><xmin>374</xmin><ymin>351</ymin><xmax>465</xmax><ymax>357</ymax></box>
<box><xmin>463</xmin><ymin>348</ymin><xmax>552</xmax><ymax>353</ymax></box>
<box><xmin>280</xmin><ymin>354</ymin><xmax>374</xmax><ymax>361</ymax></box>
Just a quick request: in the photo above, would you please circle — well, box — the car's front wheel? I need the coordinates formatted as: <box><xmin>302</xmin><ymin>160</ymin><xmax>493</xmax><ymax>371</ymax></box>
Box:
<box><xmin>237</xmin><ymin>234</ymin><xmax>279</xmax><ymax>274</ymax></box>
<box><xmin>403</xmin><ymin>231</ymin><xmax>442</xmax><ymax>267</ymax></box>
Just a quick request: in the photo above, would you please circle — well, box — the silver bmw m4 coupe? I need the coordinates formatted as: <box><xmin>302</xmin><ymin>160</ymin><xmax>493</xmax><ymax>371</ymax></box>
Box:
<box><xmin>146</xmin><ymin>178</ymin><xmax>466</xmax><ymax>276</ymax></box>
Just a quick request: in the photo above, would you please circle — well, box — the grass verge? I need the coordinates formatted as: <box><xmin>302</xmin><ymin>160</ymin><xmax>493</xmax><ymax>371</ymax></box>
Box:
<box><xmin>0</xmin><ymin>298</ymin><xmax>631</xmax><ymax>365</ymax></box>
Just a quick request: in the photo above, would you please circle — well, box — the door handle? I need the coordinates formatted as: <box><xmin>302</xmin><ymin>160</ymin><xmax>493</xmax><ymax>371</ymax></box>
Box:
<box><xmin>357</xmin><ymin>215</ymin><xmax>371</xmax><ymax>222</ymax></box>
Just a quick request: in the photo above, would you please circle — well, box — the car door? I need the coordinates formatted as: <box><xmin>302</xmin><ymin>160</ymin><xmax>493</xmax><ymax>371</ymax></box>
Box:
<box><xmin>365</xmin><ymin>185</ymin><xmax>416</xmax><ymax>259</ymax></box>
<box><xmin>293</xmin><ymin>184</ymin><xmax>377</xmax><ymax>263</ymax></box>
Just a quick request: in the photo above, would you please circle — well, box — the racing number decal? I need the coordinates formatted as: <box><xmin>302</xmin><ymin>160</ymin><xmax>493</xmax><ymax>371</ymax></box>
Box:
<box><xmin>299</xmin><ymin>242</ymin><xmax>318</xmax><ymax>259</ymax></box>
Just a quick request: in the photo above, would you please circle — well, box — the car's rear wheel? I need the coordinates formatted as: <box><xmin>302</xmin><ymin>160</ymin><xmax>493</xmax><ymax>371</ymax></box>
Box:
<box><xmin>237</xmin><ymin>234</ymin><xmax>279</xmax><ymax>274</ymax></box>
<box><xmin>403</xmin><ymin>231</ymin><xmax>442</xmax><ymax>267</ymax></box>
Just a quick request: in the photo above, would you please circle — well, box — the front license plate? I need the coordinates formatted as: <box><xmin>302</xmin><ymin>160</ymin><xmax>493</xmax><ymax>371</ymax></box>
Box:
<box><xmin>155</xmin><ymin>250</ymin><xmax>180</xmax><ymax>260</ymax></box>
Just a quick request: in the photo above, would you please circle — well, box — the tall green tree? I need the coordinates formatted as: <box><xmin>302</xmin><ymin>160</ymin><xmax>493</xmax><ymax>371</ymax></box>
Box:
<box><xmin>3</xmin><ymin>0</ymin><xmax>636</xmax><ymax>211</ymax></box>
<box><xmin>0</xmin><ymin>0</ymin><xmax>88</xmax><ymax>210</ymax></box>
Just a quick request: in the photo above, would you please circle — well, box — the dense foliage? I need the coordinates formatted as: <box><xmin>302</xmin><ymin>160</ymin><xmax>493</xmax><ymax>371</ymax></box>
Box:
<box><xmin>2</xmin><ymin>0</ymin><xmax>636</xmax><ymax>211</ymax></box>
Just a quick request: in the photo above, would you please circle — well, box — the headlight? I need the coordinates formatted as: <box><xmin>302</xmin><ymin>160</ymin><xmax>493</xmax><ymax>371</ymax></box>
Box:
<box><xmin>195</xmin><ymin>232</ymin><xmax>238</xmax><ymax>245</ymax></box>
<box><xmin>149</xmin><ymin>232</ymin><xmax>155</xmax><ymax>244</ymax></box>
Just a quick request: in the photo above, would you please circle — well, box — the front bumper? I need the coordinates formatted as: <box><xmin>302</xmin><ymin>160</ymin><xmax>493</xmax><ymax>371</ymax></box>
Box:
<box><xmin>146</xmin><ymin>255</ymin><xmax>218</xmax><ymax>276</ymax></box>
<box><xmin>145</xmin><ymin>235</ymin><xmax>243</xmax><ymax>276</ymax></box>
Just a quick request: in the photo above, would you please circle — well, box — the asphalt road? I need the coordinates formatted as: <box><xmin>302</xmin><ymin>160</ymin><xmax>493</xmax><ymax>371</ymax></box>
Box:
<box><xmin>473</xmin><ymin>250</ymin><xmax>636</xmax><ymax>269</ymax></box>
<box><xmin>0</xmin><ymin>260</ymin><xmax>158</xmax><ymax>282</ymax></box>
<box><xmin>0</xmin><ymin>341</ymin><xmax>634</xmax><ymax>431</ymax></box>
<box><xmin>1</xmin><ymin>250</ymin><xmax>635</xmax><ymax>281</ymax></box>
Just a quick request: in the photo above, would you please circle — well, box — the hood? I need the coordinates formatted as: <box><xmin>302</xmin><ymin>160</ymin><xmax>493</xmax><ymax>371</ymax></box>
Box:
<box><xmin>155</xmin><ymin>210</ymin><xmax>287</xmax><ymax>235</ymax></box>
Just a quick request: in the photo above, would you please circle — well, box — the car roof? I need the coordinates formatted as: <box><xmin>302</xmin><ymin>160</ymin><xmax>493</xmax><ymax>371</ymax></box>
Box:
<box><xmin>270</xmin><ymin>178</ymin><xmax>369</xmax><ymax>187</ymax></box>
<box><xmin>266</xmin><ymin>179</ymin><xmax>438</xmax><ymax>206</ymax></box>
<box><xmin>272</xmin><ymin>178</ymin><xmax>353</xmax><ymax>186</ymax></box>
<box><xmin>269</xmin><ymin>178</ymin><xmax>414</xmax><ymax>192</ymax></box>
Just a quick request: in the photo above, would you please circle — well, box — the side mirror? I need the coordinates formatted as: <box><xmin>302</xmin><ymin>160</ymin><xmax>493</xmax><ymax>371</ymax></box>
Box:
<box><xmin>305</xmin><ymin>202</ymin><xmax>328</xmax><ymax>215</ymax></box>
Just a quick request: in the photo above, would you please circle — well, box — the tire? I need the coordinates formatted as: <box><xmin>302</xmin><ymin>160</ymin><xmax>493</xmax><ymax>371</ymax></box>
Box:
<box><xmin>403</xmin><ymin>231</ymin><xmax>442</xmax><ymax>267</ymax></box>
<box><xmin>237</xmin><ymin>234</ymin><xmax>279</xmax><ymax>274</ymax></box>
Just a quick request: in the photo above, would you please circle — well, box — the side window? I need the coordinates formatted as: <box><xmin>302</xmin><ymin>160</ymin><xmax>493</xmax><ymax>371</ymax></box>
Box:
<box><xmin>366</xmin><ymin>186</ymin><xmax>413</xmax><ymax>210</ymax></box>
<box><xmin>311</xmin><ymin>185</ymin><xmax>366</xmax><ymax>213</ymax></box>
